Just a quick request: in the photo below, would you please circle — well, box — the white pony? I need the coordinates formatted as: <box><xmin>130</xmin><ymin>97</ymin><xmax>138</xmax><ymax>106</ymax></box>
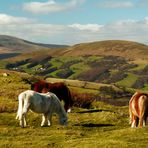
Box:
<box><xmin>16</xmin><ymin>90</ymin><xmax>68</xmax><ymax>128</ymax></box>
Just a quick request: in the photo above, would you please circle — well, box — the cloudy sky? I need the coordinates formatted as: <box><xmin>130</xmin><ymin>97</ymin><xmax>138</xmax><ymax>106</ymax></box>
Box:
<box><xmin>0</xmin><ymin>0</ymin><xmax>148</xmax><ymax>45</ymax></box>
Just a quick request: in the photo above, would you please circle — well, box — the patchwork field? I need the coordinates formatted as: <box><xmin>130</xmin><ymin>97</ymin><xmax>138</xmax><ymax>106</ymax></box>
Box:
<box><xmin>1</xmin><ymin>55</ymin><xmax>148</xmax><ymax>91</ymax></box>
<box><xmin>0</xmin><ymin>40</ymin><xmax>148</xmax><ymax>92</ymax></box>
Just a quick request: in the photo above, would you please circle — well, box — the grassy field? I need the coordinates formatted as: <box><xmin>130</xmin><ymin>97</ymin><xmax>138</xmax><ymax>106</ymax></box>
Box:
<box><xmin>0</xmin><ymin>70</ymin><xmax>148</xmax><ymax>148</ymax></box>
<box><xmin>1</xmin><ymin>104</ymin><xmax>148</xmax><ymax>147</ymax></box>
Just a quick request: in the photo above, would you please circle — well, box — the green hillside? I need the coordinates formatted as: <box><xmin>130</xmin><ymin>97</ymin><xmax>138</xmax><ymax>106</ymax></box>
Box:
<box><xmin>0</xmin><ymin>39</ymin><xmax>148</xmax><ymax>91</ymax></box>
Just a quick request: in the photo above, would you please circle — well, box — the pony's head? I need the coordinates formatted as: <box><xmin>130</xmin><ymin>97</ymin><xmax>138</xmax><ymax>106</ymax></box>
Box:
<box><xmin>58</xmin><ymin>104</ymin><xmax>68</xmax><ymax>125</ymax></box>
<box><xmin>59</xmin><ymin>116</ymin><xmax>68</xmax><ymax>125</ymax></box>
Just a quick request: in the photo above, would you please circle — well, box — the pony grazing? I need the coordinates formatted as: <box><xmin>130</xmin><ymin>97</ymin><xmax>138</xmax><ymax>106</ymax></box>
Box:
<box><xmin>129</xmin><ymin>92</ymin><xmax>148</xmax><ymax>128</ymax></box>
<box><xmin>31</xmin><ymin>80</ymin><xmax>73</xmax><ymax>113</ymax></box>
<box><xmin>16</xmin><ymin>90</ymin><xmax>68</xmax><ymax>128</ymax></box>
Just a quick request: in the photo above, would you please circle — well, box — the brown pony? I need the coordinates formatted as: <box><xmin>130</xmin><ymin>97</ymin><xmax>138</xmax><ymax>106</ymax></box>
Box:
<box><xmin>129</xmin><ymin>92</ymin><xmax>148</xmax><ymax>128</ymax></box>
<box><xmin>31</xmin><ymin>80</ymin><xmax>73</xmax><ymax>112</ymax></box>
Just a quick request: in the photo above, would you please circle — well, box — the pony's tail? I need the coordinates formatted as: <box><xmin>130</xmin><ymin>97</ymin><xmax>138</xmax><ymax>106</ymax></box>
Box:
<box><xmin>16</xmin><ymin>93</ymin><xmax>24</xmax><ymax>120</ymax></box>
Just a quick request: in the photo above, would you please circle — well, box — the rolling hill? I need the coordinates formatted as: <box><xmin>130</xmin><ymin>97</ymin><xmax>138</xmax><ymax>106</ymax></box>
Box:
<box><xmin>63</xmin><ymin>40</ymin><xmax>148</xmax><ymax>60</ymax></box>
<box><xmin>0</xmin><ymin>35</ymin><xmax>69</xmax><ymax>53</ymax></box>
<box><xmin>0</xmin><ymin>36</ymin><xmax>147</xmax><ymax>91</ymax></box>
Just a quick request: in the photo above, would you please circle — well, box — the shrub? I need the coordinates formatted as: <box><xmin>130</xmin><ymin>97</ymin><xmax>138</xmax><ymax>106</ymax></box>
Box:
<box><xmin>37</xmin><ymin>67</ymin><xmax>57</xmax><ymax>75</ymax></box>
<box><xmin>5</xmin><ymin>59</ymin><xmax>30</xmax><ymax>69</ymax></box>
<box><xmin>56</xmin><ymin>68</ymin><xmax>74</xmax><ymax>78</ymax></box>
<box><xmin>99</xmin><ymin>85</ymin><xmax>131</xmax><ymax>99</ymax></box>
<box><xmin>60</xmin><ymin>60</ymin><xmax>81</xmax><ymax>69</ymax></box>
<box><xmin>27</xmin><ymin>62</ymin><xmax>39</xmax><ymax>68</ymax></box>
<box><xmin>107</xmin><ymin>72</ymin><xmax>127</xmax><ymax>83</ymax></box>
<box><xmin>77</xmin><ymin>67</ymin><xmax>110</xmax><ymax>82</ymax></box>
<box><xmin>132</xmin><ymin>76</ymin><xmax>148</xmax><ymax>88</ymax></box>
<box><xmin>71</xmin><ymin>91</ymin><xmax>95</xmax><ymax>108</ymax></box>
<box><xmin>133</xmin><ymin>65</ymin><xmax>148</xmax><ymax>75</ymax></box>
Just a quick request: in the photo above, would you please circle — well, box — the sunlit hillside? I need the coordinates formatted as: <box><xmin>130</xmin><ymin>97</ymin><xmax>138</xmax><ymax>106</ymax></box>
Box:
<box><xmin>0</xmin><ymin>37</ymin><xmax>147</xmax><ymax>91</ymax></box>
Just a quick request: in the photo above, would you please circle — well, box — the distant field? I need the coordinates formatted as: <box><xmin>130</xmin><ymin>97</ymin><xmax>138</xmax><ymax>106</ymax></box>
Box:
<box><xmin>0</xmin><ymin>40</ymin><xmax>147</xmax><ymax>91</ymax></box>
<box><xmin>1</xmin><ymin>55</ymin><xmax>147</xmax><ymax>91</ymax></box>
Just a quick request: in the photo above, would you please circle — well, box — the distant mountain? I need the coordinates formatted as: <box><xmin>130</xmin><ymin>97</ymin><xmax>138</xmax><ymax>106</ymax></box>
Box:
<box><xmin>0</xmin><ymin>35</ymin><xmax>69</xmax><ymax>53</ymax></box>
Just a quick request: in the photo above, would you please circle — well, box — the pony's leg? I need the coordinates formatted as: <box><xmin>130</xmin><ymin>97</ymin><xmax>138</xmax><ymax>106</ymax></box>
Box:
<box><xmin>139</xmin><ymin>118</ymin><xmax>143</xmax><ymax>127</ymax></box>
<box><xmin>131</xmin><ymin>116</ymin><xmax>138</xmax><ymax>128</ymax></box>
<box><xmin>18</xmin><ymin>113</ymin><xmax>27</xmax><ymax>128</ymax></box>
<box><xmin>23</xmin><ymin>114</ymin><xmax>27</xmax><ymax>127</ymax></box>
<box><xmin>20</xmin><ymin>118</ymin><xmax>24</xmax><ymax>128</ymax></box>
<box><xmin>131</xmin><ymin>120</ymin><xmax>135</xmax><ymax>128</ymax></box>
<box><xmin>143</xmin><ymin>116</ymin><xmax>147</xmax><ymax>127</ymax></box>
<box><xmin>21</xmin><ymin>101</ymin><xmax>30</xmax><ymax>127</ymax></box>
<box><xmin>67</xmin><ymin>108</ymin><xmax>71</xmax><ymax>113</ymax></box>
<box><xmin>64</xmin><ymin>103</ymin><xmax>71</xmax><ymax>113</ymax></box>
<box><xmin>18</xmin><ymin>111</ymin><xmax>27</xmax><ymax>128</ymax></box>
<box><xmin>143</xmin><ymin>119</ymin><xmax>146</xmax><ymax>127</ymax></box>
<box><xmin>41</xmin><ymin>114</ymin><xmax>46</xmax><ymax>127</ymax></box>
<box><xmin>47</xmin><ymin>113</ymin><xmax>52</xmax><ymax>126</ymax></box>
<box><xmin>64</xmin><ymin>104</ymin><xmax>69</xmax><ymax>113</ymax></box>
<box><xmin>139</xmin><ymin>116</ymin><xmax>146</xmax><ymax>127</ymax></box>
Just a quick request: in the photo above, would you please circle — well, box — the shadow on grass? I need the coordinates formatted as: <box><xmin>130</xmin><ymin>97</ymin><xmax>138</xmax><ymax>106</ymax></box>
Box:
<box><xmin>76</xmin><ymin>109</ymin><xmax>114</xmax><ymax>113</ymax></box>
<box><xmin>74</xmin><ymin>123</ymin><xmax>114</xmax><ymax>127</ymax></box>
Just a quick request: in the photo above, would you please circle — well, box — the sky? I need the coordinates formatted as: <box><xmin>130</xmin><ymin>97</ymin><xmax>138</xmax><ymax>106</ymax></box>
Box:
<box><xmin>0</xmin><ymin>0</ymin><xmax>148</xmax><ymax>45</ymax></box>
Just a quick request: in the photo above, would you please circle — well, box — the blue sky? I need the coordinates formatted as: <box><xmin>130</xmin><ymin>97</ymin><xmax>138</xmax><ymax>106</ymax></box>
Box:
<box><xmin>0</xmin><ymin>0</ymin><xmax>148</xmax><ymax>45</ymax></box>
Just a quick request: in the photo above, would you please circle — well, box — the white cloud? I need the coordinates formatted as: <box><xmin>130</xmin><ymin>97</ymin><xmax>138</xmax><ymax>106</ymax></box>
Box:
<box><xmin>22</xmin><ymin>0</ymin><xmax>85</xmax><ymax>14</ymax></box>
<box><xmin>0</xmin><ymin>13</ymin><xmax>148</xmax><ymax>45</ymax></box>
<box><xmin>0</xmin><ymin>13</ymin><xmax>33</xmax><ymax>25</ymax></box>
<box><xmin>69</xmin><ymin>24</ymin><xmax>103</xmax><ymax>32</ymax></box>
<box><xmin>98</xmin><ymin>1</ymin><xmax>134</xmax><ymax>8</ymax></box>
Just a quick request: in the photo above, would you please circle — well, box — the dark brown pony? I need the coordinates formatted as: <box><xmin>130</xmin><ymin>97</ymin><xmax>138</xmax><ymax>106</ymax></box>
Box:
<box><xmin>129</xmin><ymin>92</ymin><xmax>148</xmax><ymax>128</ymax></box>
<box><xmin>31</xmin><ymin>80</ymin><xmax>73</xmax><ymax>112</ymax></box>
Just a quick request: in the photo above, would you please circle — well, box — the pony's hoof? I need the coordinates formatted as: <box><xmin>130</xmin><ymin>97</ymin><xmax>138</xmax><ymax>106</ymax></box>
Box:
<box><xmin>67</xmin><ymin>108</ymin><xmax>71</xmax><ymax>113</ymax></box>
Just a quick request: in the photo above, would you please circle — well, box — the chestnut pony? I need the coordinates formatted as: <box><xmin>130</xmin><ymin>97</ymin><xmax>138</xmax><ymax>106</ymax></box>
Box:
<box><xmin>31</xmin><ymin>80</ymin><xmax>73</xmax><ymax>112</ymax></box>
<box><xmin>129</xmin><ymin>92</ymin><xmax>148</xmax><ymax>128</ymax></box>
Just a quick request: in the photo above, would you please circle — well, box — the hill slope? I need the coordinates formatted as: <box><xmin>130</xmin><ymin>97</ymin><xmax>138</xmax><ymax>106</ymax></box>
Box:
<box><xmin>63</xmin><ymin>40</ymin><xmax>148</xmax><ymax>60</ymax></box>
<box><xmin>0</xmin><ymin>35</ymin><xmax>69</xmax><ymax>53</ymax></box>
<box><xmin>1</xmin><ymin>39</ymin><xmax>148</xmax><ymax>91</ymax></box>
